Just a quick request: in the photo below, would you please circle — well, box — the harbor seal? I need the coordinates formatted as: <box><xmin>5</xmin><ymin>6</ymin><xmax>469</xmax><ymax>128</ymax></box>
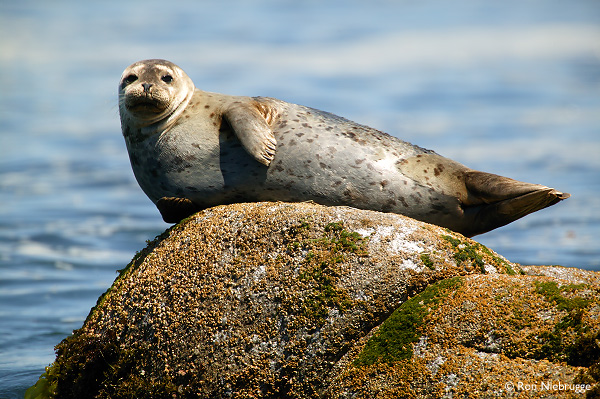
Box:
<box><xmin>119</xmin><ymin>59</ymin><xmax>570</xmax><ymax>237</ymax></box>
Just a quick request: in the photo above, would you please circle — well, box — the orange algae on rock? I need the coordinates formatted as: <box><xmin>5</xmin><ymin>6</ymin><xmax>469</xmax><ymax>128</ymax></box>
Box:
<box><xmin>26</xmin><ymin>202</ymin><xmax>598</xmax><ymax>399</ymax></box>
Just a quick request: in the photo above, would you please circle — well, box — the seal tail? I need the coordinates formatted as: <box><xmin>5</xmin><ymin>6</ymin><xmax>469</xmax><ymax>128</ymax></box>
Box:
<box><xmin>460</xmin><ymin>171</ymin><xmax>570</xmax><ymax>237</ymax></box>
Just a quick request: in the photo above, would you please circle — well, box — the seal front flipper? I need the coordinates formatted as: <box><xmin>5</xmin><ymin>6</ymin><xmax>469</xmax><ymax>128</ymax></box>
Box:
<box><xmin>223</xmin><ymin>102</ymin><xmax>277</xmax><ymax>166</ymax></box>
<box><xmin>156</xmin><ymin>197</ymin><xmax>202</xmax><ymax>223</ymax></box>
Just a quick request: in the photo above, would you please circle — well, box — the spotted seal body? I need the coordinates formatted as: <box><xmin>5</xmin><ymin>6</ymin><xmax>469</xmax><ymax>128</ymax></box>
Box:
<box><xmin>119</xmin><ymin>59</ymin><xmax>569</xmax><ymax>236</ymax></box>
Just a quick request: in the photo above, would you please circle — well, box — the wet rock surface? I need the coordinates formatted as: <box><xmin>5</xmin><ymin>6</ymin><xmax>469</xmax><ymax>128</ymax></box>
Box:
<box><xmin>27</xmin><ymin>202</ymin><xmax>599</xmax><ymax>398</ymax></box>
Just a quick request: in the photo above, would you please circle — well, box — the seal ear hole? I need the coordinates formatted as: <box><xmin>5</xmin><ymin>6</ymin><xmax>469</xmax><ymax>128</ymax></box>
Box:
<box><xmin>161</xmin><ymin>75</ymin><xmax>174</xmax><ymax>84</ymax></box>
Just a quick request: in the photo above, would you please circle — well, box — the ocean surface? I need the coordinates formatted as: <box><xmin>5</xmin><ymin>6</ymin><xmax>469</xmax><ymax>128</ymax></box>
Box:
<box><xmin>1</xmin><ymin>0</ymin><xmax>599</xmax><ymax>396</ymax></box>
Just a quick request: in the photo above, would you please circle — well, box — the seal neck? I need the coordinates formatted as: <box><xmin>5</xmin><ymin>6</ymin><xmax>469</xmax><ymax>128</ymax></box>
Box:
<box><xmin>139</xmin><ymin>88</ymin><xmax>195</xmax><ymax>137</ymax></box>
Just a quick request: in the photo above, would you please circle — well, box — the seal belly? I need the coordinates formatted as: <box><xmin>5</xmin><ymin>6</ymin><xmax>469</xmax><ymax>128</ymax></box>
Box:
<box><xmin>127</xmin><ymin>123</ymin><xmax>224</xmax><ymax>205</ymax></box>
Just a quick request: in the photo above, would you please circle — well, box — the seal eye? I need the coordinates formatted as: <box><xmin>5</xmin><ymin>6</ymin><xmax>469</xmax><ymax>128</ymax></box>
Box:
<box><xmin>161</xmin><ymin>75</ymin><xmax>173</xmax><ymax>84</ymax></box>
<box><xmin>123</xmin><ymin>74</ymin><xmax>138</xmax><ymax>85</ymax></box>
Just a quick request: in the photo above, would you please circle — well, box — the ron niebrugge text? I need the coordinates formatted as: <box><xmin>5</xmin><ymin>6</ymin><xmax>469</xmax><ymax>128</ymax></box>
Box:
<box><xmin>506</xmin><ymin>380</ymin><xmax>592</xmax><ymax>394</ymax></box>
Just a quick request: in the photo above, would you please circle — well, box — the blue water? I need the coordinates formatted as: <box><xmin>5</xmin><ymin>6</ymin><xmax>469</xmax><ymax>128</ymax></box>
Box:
<box><xmin>1</xmin><ymin>0</ymin><xmax>599</xmax><ymax>397</ymax></box>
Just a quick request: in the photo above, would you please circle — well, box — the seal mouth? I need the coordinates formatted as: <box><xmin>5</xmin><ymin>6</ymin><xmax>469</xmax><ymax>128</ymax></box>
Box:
<box><xmin>126</xmin><ymin>97</ymin><xmax>166</xmax><ymax>114</ymax></box>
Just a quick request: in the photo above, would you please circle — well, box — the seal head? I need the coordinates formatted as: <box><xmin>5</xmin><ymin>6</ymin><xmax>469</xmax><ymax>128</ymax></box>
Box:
<box><xmin>119</xmin><ymin>59</ymin><xmax>195</xmax><ymax>137</ymax></box>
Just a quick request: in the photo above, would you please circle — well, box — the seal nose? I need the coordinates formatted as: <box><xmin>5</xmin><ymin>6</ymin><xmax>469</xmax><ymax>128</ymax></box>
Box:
<box><xmin>142</xmin><ymin>83</ymin><xmax>153</xmax><ymax>93</ymax></box>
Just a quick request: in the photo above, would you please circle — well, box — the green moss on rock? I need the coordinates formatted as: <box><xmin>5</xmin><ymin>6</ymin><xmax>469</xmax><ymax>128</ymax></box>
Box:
<box><xmin>442</xmin><ymin>235</ymin><xmax>485</xmax><ymax>272</ymax></box>
<box><xmin>534</xmin><ymin>281</ymin><xmax>590</xmax><ymax>313</ymax></box>
<box><xmin>354</xmin><ymin>277</ymin><xmax>463</xmax><ymax>366</ymax></box>
<box><xmin>419</xmin><ymin>253</ymin><xmax>435</xmax><ymax>270</ymax></box>
<box><xmin>510</xmin><ymin>280</ymin><xmax>597</xmax><ymax>365</ymax></box>
<box><xmin>26</xmin><ymin>331</ymin><xmax>182</xmax><ymax>399</ymax></box>
<box><xmin>441</xmin><ymin>234</ymin><xmax>517</xmax><ymax>274</ymax></box>
<box><xmin>292</xmin><ymin>221</ymin><xmax>367</xmax><ymax>325</ymax></box>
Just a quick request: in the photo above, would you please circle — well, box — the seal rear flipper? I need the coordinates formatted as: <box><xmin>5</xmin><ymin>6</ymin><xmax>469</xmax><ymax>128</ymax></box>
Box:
<box><xmin>463</xmin><ymin>170</ymin><xmax>568</xmax><ymax>204</ymax></box>
<box><xmin>223</xmin><ymin>102</ymin><xmax>277</xmax><ymax>166</ymax></box>
<box><xmin>461</xmin><ymin>172</ymin><xmax>570</xmax><ymax>236</ymax></box>
<box><xmin>156</xmin><ymin>197</ymin><xmax>202</xmax><ymax>223</ymax></box>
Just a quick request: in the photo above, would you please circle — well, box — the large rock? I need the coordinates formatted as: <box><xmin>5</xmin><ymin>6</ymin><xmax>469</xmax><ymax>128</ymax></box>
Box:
<box><xmin>26</xmin><ymin>202</ymin><xmax>599</xmax><ymax>398</ymax></box>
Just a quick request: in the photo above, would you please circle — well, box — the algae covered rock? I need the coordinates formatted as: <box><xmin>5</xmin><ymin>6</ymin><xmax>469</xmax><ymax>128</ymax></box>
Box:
<box><xmin>26</xmin><ymin>202</ymin><xmax>599</xmax><ymax>398</ymax></box>
<box><xmin>331</xmin><ymin>269</ymin><xmax>600</xmax><ymax>398</ymax></box>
